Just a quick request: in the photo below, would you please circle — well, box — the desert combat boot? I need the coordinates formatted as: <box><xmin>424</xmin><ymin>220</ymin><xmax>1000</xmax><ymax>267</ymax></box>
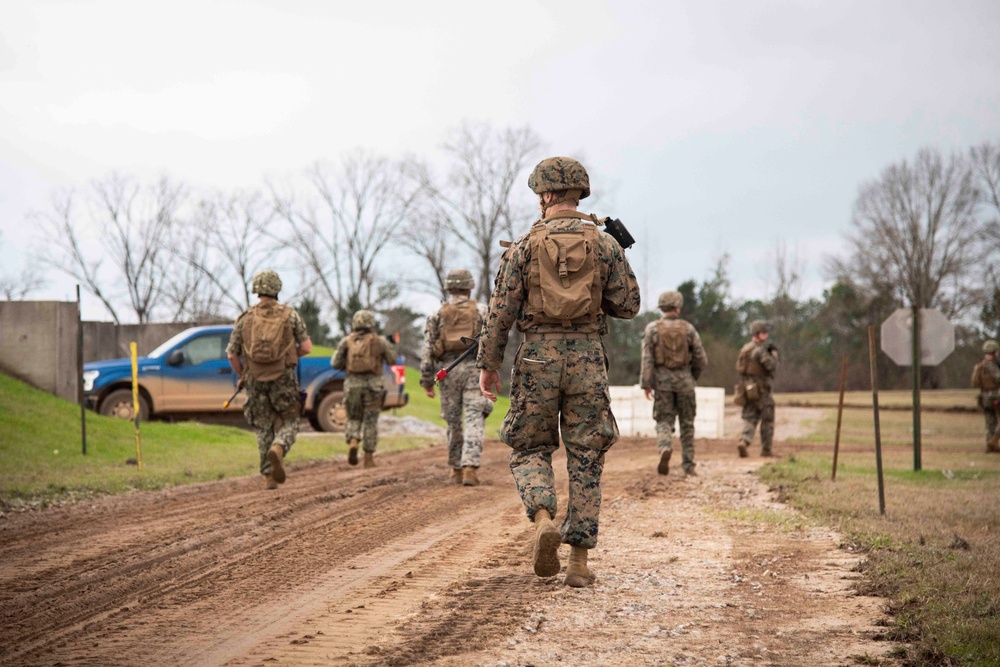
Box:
<box><xmin>348</xmin><ymin>439</ymin><xmax>360</xmax><ymax>466</ymax></box>
<box><xmin>267</xmin><ymin>444</ymin><xmax>286</xmax><ymax>484</ymax></box>
<box><xmin>449</xmin><ymin>468</ymin><xmax>463</xmax><ymax>484</ymax></box>
<box><xmin>532</xmin><ymin>509</ymin><xmax>561</xmax><ymax>577</ymax></box>
<box><xmin>264</xmin><ymin>474</ymin><xmax>278</xmax><ymax>490</ymax></box>
<box><xmin>564</xmin><ymin>545</ymin><xmax>596</xmax><ymax>588</ymax></box>
<box><xmin>363</xmin><ymin>450</ymin><xmax>376</xmax><ymax>468</ymax></box>
<box><xmin>462</xmin><ymin>466</ymin><xmax>480</xmax><ymax>486</ymax></box>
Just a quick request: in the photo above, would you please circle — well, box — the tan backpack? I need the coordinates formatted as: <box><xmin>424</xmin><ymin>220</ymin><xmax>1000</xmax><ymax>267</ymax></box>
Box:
<box><xmin>654</xmin><ymin>319</ymin><xmax>690</xmax><ymax>369</ymax></box>
<box><xmin>242</xmin><ymin>301</ymin><xmax>294</xmax><ymax>381</ymax></box>
<box><xmin>346</xmin><ymin>331</ymin><xmax>383</xmax><ymax>374</ymax></box>
<box><xmin>972</xmin><ymin>360</ymin><xmax>999</xmax><ymax>391</ymax></box>
<box><xmin>434</xmin><ymin>300</ymin><xmax>480</xmax><ymax>356</ymax></box>
<box><xmin>525</xmin><ymin>214</ymin><xmax>602</xmax><ymax>327</ymax></box>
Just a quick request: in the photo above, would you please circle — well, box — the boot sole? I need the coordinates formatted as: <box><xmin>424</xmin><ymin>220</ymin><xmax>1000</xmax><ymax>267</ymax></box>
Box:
<box><xmin>737</xmin><ymin>445</ymin><xmax>748</xmax><ymax>458</ymax></box>
<box><xmin>533</xmin><ymin>524</ymin><xmax>562</xmax><ymax>578</ymax></box>
<box><xmin>657</xmin><ymin>451</ymin><xmax>670</xmax><ymax>475</ymax></box>
<box><xmin>348</xmin><ymin>447</ymin><xmax>359</xmax><ymax>466</ymax></box>
<box><xmin>267</xmin><ymin>446</ymin><xmax>286</xmax><ymax>483</ymax></box>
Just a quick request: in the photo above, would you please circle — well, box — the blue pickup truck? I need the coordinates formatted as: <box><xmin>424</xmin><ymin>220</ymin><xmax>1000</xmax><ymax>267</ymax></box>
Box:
<box><xmin>82</xmin><ymin>325</ymin><xmax>408</xmax><ymax>432</ymax></box>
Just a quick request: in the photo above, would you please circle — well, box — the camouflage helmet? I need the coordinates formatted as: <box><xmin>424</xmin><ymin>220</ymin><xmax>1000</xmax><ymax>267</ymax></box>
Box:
<box><xmin>528</xmin><ymin>157</ymin><xmax>591</xmax><ymax>199</ymax></box>
<box><xmin>251</xmin><ymin>269</ymin><xmax>282</xmax><ymax>297</ymax></box>
<box><xmin>750</xmin><ymin>320</ymin><xmax>769</xmax><ymax>336</ymax></box>
<box><xmin>658</xmin><ymin>290</ymin><xmax>683</xmax><ymax>311</ymax></box>
<box><xmin>352</xmin><ymin>309</ymin><xmax>377</xmax><ymax>331</ymax></box>
<box><xmin>984</xmin><ymin>340</ymin><xmax>1000</xmax><ymax>354</ymax></box>
<box><xmin>445</xmin><ymin>268</ymin><xmax>474</xmax><ymax>292</ymax></box>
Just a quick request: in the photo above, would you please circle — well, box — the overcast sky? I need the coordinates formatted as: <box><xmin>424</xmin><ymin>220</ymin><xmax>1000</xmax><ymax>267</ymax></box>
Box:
<box><xmin>2</xmin><ymin>0</ymin><xmax>998</xmax><ymax>321</ymax></box>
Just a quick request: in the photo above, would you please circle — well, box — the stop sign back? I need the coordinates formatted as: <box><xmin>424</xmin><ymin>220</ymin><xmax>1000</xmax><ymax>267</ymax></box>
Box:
<box><xmin>880</xmin><ymin>308</ymin><xmax>955</xmax><ymax>366</ymax></box>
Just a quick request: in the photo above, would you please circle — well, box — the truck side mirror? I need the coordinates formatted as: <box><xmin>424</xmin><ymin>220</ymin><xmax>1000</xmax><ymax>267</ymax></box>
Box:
<box><xmin>166</xmin><ymin>349</ymin><xmax>185</xmax><ymax>366</ymax></box>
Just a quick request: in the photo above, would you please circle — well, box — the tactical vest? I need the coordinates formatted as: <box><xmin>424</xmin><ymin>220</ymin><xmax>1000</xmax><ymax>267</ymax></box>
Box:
<box><xmin>434</xmin><ymin>300</ymin><xmax>480</xmax><ymax>357</ymax></box>
<box><xmin>346</xmin><ymin>331</ymin><xmax>383</xmax><ymax>374</ymax></box>
<box><xmin>736</xmin><ymin>342</ymin><xmax>766</xmax><ymax>377</ymax></box>
<box><xmin>654</xmin><ymin>318</ymin><xmax>690</xmax><ymax>369</ymax></box>
<box><xmin>972</xmin><ymin>360</ymin><xmax>999</xmax><ymax>391</ymax></box>
<box><xmin>525</xmin><ymin>212</ymin><xmax>602</xmax><ymax>330</ymax></box>
<box><xmin>242</xmin><ymin>301</ymin><xmax>296</xmax><ymax>382</ymax></box>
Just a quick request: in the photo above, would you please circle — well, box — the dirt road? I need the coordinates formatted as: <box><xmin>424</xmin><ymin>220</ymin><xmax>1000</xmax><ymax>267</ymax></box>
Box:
<box><xmin>0</xmin><ymin>432</ymin><xmax>899</xmax><ymax>666</ymax></box>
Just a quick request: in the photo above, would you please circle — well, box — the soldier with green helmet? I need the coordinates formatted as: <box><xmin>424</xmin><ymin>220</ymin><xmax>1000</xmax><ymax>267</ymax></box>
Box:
<box><xmin>971</xmin><ymin>339</ymin><xmax>1000</xmax><ymax>452</ymax></box>
<box><xmin>478</xmin><ymin>156</ymin><xmax>640</xmax><ymax>588</ymax></box>
<box><xmin>640</xmin><ymin>290</ymin><xmax>708</xmax><ymax>477</ymax></box>
<box><xmin>735</xmin><ymin>319</ymin><xmax>779</xmax><ymax>457</ymax></box>
<box><xmin>420</xmin><ymin>268</ymin><xmax>492</xmax><ymax>486</ymax></box>
<box><xmin>227</xmin><ymin>269</ymin><xmax>313</xmax><ymax>489</ymax></box>
<box><xmin>332</xmin><ymin>309</ymin><xmax>397</xmax><ymax>468</ymax></box>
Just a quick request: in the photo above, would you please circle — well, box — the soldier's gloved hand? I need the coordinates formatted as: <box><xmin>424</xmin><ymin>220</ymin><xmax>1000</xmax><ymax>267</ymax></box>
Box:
<box><xmin>236</xmin><ymin>375</ymin><xmax>245</xmax><ymax>390</ymax></box>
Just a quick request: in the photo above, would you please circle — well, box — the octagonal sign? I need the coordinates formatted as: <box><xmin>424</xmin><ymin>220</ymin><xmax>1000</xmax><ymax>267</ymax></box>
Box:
<box><xmin>880</xmin><ymin>308</ymin><xmax>955</xmax><ymax>366</ymax></box>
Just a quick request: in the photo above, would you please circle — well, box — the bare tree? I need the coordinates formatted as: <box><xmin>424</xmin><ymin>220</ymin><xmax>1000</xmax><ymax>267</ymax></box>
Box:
<box><xmin>273</xmin><ymin>151</ymin><xmax>423</xmax><ymax>328</ymax></box>
<box><xmin>0</xmin><ymin>232</ymin><xmax>46</xmax><ymax>300</ymax></box>
<box><xmin>828</xmin><ymin>147</ymin><xmax>986</xmax><ymax>319</ymax></box>
<box><xmin>169</xmin><ymin>189</ymin><xmax>281</xmax><ymax>318</ymax></box>
<box><xmin>34</xmin><ymin>174</ymin><xmax>185</xmax><ymax>323</ymax></box>
<box><xmin>416</xmin><ymin>122</ymin><xmax>542</xmax><ymax>302</ymax></box>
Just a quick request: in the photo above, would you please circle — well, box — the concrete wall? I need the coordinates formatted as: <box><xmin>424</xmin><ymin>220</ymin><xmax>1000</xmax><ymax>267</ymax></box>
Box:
<box><xmin>82</xmin><ymin>322</ymin><xmax>206</xmax><ymax>362</ymax></box>
<box><xmin>0</xmin><ymin>301</ymin><xmax>80</xmax><ymax>402</ymax></box>
<box><xmin>610</xmin><ymin>385</ymin><xmax>726</xmax><ymax>439</ymax></box>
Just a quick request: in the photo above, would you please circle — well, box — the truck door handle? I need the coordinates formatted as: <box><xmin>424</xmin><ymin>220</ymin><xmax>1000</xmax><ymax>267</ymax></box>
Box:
<box><xmin>218</xmin><ymin>367</ymin><xmax>232</xmax><ymax>374</ymax></box>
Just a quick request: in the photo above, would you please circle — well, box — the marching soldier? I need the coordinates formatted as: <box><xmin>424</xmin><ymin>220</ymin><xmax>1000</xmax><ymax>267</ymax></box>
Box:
<box><xmin>477</xmin><ymin>156</ymin><xmax>640</xmax><ymax>588</ymax></box>
<box><xmin>735</xmin><ymin>320</ymin><xmax>779</xmax><ymax>457</ymax></box>
<box><xmin>972</xmin><ymin>339</ymin><xmax>1000</xmax><ymax>452</ymax></box>
<box><xmin>420</xmin><ymin>269</ymin><xmax>492</xmax><ymax>486</ymax></box>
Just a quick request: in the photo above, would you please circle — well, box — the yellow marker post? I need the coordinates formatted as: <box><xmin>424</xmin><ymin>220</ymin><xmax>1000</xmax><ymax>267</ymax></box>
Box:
<box><xmin>130</xmin><ymin>342</ymin><xmax>143</xmax><ymax>471</ymax></box>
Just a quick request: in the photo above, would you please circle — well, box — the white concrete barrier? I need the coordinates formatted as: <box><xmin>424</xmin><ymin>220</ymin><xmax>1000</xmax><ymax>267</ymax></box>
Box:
<box><xmin>609</xmin><ymin>386</ymin><xmax>725</xmax><ymax>439</ymax></box>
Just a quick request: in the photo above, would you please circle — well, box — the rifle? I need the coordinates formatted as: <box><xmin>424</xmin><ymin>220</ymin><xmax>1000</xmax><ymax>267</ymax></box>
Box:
<box><xmin>222</xmin><ymin>384</ymin><xmax>243</xmax><ymax>408</ymax></box>
<box><xmin>435</xmin><ymin>335</ymin><xmax>480</xmax><ymax>382</ymax></box>
<box><xmin>599</xmin><ymin>217</ymin><xmax>636</xmax><ymax>250</ymax></box>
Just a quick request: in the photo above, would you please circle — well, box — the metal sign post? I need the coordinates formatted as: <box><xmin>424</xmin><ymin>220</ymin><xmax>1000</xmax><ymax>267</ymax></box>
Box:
<box><xmin>880</xmin><ymin>308</ymin><xmax>955</xmax><ymax>472</ymax></box>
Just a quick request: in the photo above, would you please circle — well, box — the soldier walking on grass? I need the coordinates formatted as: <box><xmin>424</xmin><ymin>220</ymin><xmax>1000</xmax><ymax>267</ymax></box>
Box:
<box><xmin>227</xmin><ymin>270</ymin><xmax>313</xmax><ymax>490</ymax></box>
<box><xmin>477</xmin><ymin>156</ymin><xmax>640</xmax><ymax>588</ymax></box>
<box><xmin>735</xmin><ymin>320</ymin><xmax>779</xmax><ymax>458</ymax></box>
<box><xmin>332</xmin><ymin>310</ymin><xmax>396</xmax><ymax>468</ymax></box>
<box><xmin>640</xmin><ymin>290</ymin><xmax>707</xmax><ymax>477</ymax></box>
<box><xmin>971</xmin><ymin>339</ymin><xmax>1000</xmax><ymax>453</ymax></box>
<box><xmin>420</xmin><ymin>269</ymin><xmax>492</xmax><ymax>486</ymax></box>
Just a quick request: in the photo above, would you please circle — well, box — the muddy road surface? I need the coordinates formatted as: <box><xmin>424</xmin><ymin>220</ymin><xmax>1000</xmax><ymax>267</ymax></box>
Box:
<box><xmin>0</xmin><ymin>434</ymin><xmax>900</xmax><ymax>666</ymax></box>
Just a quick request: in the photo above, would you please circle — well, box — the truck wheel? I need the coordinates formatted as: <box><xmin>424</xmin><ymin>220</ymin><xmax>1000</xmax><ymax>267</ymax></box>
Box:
<box><xmin>100</xmin><ymin>389</ymin><xmax>150</xmax><ymax>421</ymax></box>
<box><xmin>316</xmin><ymin>391</ymin><xmax>347</xmax><ymax>432</ymax></box>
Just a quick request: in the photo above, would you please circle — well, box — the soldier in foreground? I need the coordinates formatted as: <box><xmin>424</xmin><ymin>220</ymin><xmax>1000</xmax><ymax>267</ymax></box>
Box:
<box><xmin>478</xmin><ymin>156</ymin><xmax>640</xmax><ymax>588</ymax></box>
<box><xmin>640</xmin><ymin>290</ymin><xmax>707</xmax><ymax>477</ymax></box>
<box><xmin>735</xmin><ymin>320</ymin><xmax>779</xmax><ymax>457</ymax></box>
<box><xmin>227</xmin><ymin>270</ymin><xmax>313</xmax><ymax>490</ymax></box>
<box><xmin>332</xmin><ymin>310</ymin><xmax>396</xmax><ymax>468</ymax></box>
<box><xmin>420</xmin><ymin>269</ymin><xmax>492</xmax><ymax>486</ymax></box>
<box><xmin>971</xmin><ymin>339</ymin><xmax>1000</xmax><ymax>452</ymax></box>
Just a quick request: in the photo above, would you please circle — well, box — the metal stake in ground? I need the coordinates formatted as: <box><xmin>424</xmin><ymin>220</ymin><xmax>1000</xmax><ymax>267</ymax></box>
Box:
<box><xmin>832</xmin><ymin>353</ymin><xmax>848</xmax><ymax>481</ymax></box>
<box><xmin>867</xmin><ymin>325</ymin><xmax>885</xmax><ymax>515</ymax></box>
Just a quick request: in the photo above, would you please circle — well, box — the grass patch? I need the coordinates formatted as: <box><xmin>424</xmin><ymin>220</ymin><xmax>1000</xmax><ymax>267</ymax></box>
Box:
<box><xmin>759</xmin><ymin>449</ymin><xmax>1000</xmax><ymax>666</ymax></box>
<box><xmin>0</xmin><ymin>372</ymin><xmax>436</xmax><ymax>507</ymax></box>
<box><xmin>773</xmin><ymin>388</ymin><xmax>978</xmax><ymax>411</ymax></box>
<box><xmin>710</xmin><ymin>507</ymin><xmax>810</xmax><ymax>531</ymax></box>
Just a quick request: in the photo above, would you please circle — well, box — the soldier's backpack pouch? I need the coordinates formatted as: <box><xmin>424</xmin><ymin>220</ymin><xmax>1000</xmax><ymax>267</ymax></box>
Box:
<box><xmin>654</xmin><ymin>319</ymin><xmax>691</xmax><ymax>369</ymax></box>
<box><xmin>733</xmin><ymin>382</ymin><xmax>747</xmax><ymax>407</ymax></box>
<box><xmin>245</xmin><ymin>303</ymin><xmax>291</xmax><ymax>365</ymax></box>
<box><xmin>435</xmin><ymin>301</ymin><xmax>479</xmax><ymax>356</ymax></box>
<box><xmin>533</xmin><ymin>224</ymin><xmax>601</xmax><ymax>323</ymax></box>
<box><xmin>346</xmin><ymin>333</ymin><xmax>382</xmax><ymax>374</ymax></box>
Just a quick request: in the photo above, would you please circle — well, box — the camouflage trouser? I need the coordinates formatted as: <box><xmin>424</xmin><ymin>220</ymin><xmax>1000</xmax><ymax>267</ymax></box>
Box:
<box><xmin>501</xmin><ymin>339</ymin><xmax>618</xmax><ymax>549</ymax></box>
<box><xmin>740</xmin><ymin>391</ymin><xmax>775</xmax><ymax>452</ymax></box>
<box><xmin>653</xmin><ymin>388</ymin><xmax>697</xmax><ymax>473</ymax></box>
<box><xmin>981</xmin><ymin>391</ymin><xmax>1000</xmax><ymax>447</ymax></box>
<box><xmin>345</xmin><ymin>374</ymin><xmax>383</xmax><ymax>452</ymax></box>
<box><xmin>440</xmin><ymin>360</ymin><xmax>493</xmax><ymax>468</ymax></box>
<box><xmin>243</xmin><ymin>368</ymin><xmax>301</xmax><ymax>475</ymax></box>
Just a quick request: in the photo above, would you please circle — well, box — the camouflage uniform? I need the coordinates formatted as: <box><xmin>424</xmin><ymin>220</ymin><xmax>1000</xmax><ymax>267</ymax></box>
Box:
<box><xmin>737</xmin><ymin>334</ymin><xmax>779</xmax><ymax>454</ymax></box>
<box><xmin>477</xmin><ymin>212</ymin><xmax>640</xmax><ymax>549</ymax></box>
<box><xmin>973</xmin><ymin>341</ymin><xmax>1000</xmax><ymax>451</ymax></box>
<box><xmin>639</xmin><ymin>307</ymin><xmax>707</xmax><ymax>474</ymax></box>
<box><xmin>332</xmin><ymin>315</ymin><xmax>396</xmax><ymax>453</ymax></box>
<box><xmin>226</xmin><ymin>302</ymin><xmax>310</xmax><ymax>477</ymax></box>
<box><xmin>420</xmin><ymin>294</ymin><xmax>492</xmax><ymax>469</ymax></box>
